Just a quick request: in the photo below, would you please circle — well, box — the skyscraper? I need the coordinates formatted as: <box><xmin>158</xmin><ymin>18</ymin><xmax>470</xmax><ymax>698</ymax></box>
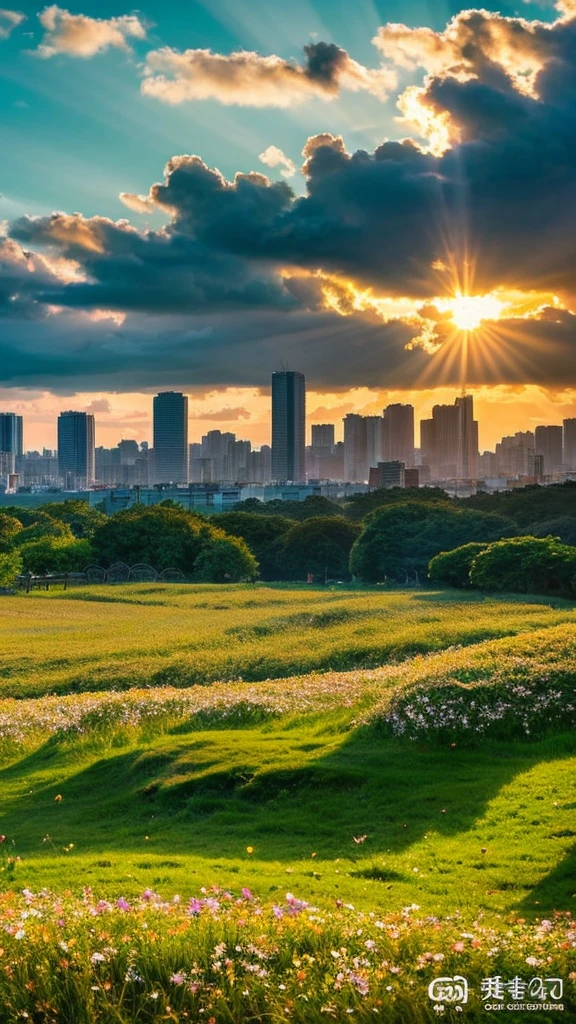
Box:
<box><xmin>535</xmin><ymin>424</ymin><xmax>563</xmax><ymax>474</ymax></box>
<box><xmin>563</xmin><ymin>418</ymin><xmax>576</xmax><ymax>470</ymax></box>
<box><xmin>153</xmin><ymin>392</ymin><xmax>189</xmax><ymax>484</ymax></box>
<box><xmin>271</xmin><ymin>371</ymin><xmax>306</xmax><ymax>482</ymax></box>
<box><xmin>0</xmin><ymin>412</ymin><xmax>24</xmax><ymax>466</ymax></box>
<box><xmin>343</xmin><ymin>414</ymin><xmax>369</xmax><ymax>482</ymax></box>
<box><xmin>418</xmin><ymin>394</ymin><xmax>478</xmax><ymax>480</ymax></box>
<box><xmin>57</xmin><ymin>411</ymin><xmax>95</xmax><ymax>487</ymax></box>
<box><xmin>455</xmin><ymin>394</ymin><xmax>478</xmax><ymax>478</ymax></box>
<box><xmin>383</xmin><ymin>404</ymin><xmax>414</xmax><ymax>466</ymax></box>
<box><xmin>311</xmin><ymin>424</ymin><xmax>335</xmax><ymax>448</ymax></box>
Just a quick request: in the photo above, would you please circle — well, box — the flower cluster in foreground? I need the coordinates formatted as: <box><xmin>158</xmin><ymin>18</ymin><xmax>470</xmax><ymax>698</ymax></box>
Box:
<box><xmin>0</xmin><ymin>886</ymin><xmax>573</xmax><ymax>1022</ymax></box>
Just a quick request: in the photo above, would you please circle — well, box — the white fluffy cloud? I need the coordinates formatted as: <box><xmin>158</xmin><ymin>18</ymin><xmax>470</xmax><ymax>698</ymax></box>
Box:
<box><xmin>35</xmin><ymin>5</ymin><xmax>147</xmax><ymax>59</ymax></box>
<box><xmin>258</xmin><ymin>145</ymin><xmax>296</xmax><ymax>178</ymax></box>
<box><xmin>141</xmin><ymin>41</ymin><xmax>396</xmax><ymax>107</ymax></box>
<box><xmin>0</xmin><ymin>8</ymin><xmax>24</xmax><ymax>39</ymax></box>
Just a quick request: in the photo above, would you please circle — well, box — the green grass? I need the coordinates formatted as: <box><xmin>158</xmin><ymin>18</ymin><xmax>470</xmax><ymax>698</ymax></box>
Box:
<box><xmin>0</xmin><ymin>583</ymin><xmax>574</xmax><ymax>697</ymax></box>
<box><xmin>0</xmin><ymin>584</ymin><xmax>575</xmax><ymax>1019</ymax></box>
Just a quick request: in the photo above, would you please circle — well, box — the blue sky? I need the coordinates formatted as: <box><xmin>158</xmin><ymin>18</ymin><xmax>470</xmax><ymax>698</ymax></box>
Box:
<box><xmin>1</xmin><ymin>0</ymin><xmax>555</xmax><ymax>220</ymax></box>
<box><xmin>1</xmin><ymin>0</ymin><xmax>575</xmax><ymax>450</ymax></box>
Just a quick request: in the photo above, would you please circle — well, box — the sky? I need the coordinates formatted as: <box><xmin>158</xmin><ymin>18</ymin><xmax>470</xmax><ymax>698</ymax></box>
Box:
<box><xmin>1</xmin><ymin>0</ymin><xmax>576</xmax><ymax>451</ymax></box>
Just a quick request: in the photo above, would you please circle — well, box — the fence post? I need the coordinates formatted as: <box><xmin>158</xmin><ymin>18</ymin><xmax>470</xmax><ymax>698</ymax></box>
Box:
<box><xmin>64</xmin><ymin>574</ymin><xmax>68</xmax><ymax>591</ymax></box>
<box><xmin>26</xmin><ymin>572</ymin><xmax>31</xmax><ymax>594</ymax></box>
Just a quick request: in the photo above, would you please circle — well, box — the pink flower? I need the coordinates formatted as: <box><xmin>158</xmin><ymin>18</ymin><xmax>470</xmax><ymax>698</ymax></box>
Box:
<box><xmin>170</xmin><ymin>972</ymin><xmax>186</xmax><ymax>985</ymax></box>
<box><xmin>116</xmin><ymin>897</ymin><xmax>130</xmax><ymax>911</ymax></box>
<box><xmin>188</xmin><ymin>898</ymin><xmax>203</xmax><ymax>915</ymax></box>
<box><xmin>241</xmin><ymin>887</ymin><xmax>253</xmax><ymax>900</ymax></box>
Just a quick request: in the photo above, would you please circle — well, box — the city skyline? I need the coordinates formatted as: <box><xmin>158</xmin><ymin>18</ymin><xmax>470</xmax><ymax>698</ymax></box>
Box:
<box><xmin>5</xmin><ymin>386</ymin><xmax>576</xmax><ymax>491</ymax></box>
<box><xmin>1</xmin><ymin>2</ymin><xmax>576</xmax><ymax>449</ymax></box>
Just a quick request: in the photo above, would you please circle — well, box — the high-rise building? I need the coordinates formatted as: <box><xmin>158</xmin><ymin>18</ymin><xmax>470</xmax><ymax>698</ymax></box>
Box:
<box><xmin>153</xmin><ymin>392</ymin><xmax>189</xmax><ymax>484</ymax></box>
<box><xmin>57</xmin><ymin>411</ymin><xmax>95</xmax><ymax>488</ymax></box>
<box><xmin>418</xmin><ymin>395</ymin><xmax>478</xmax><ymax>480</ymax></box>
<box><xmin>0</xmin><ymin>413</ymin><xmax>23</xmax><ymax>475</ymax></box>
<box><xmin>366</xmin><ymin>416</ymin><xmax>386</xmax><ymax>468</ymax></box>
<box><xmin>343</xmin><ymin>414</ymin><xmax>369</xmax><ymax>482</ymax></box>
<box><xmin>535</xmin><ymin>425</ymin><xmax>563</xmax><ymax>475</ymax></box>
<box><xmin>271</xmin><ymin>371</ymin><xmax>306</xmax><ymax>482</ymax></box>
<box><xmin>495</xmin><ymin>432</ymin><xmax>535</xmax><ymax>478</ymax></box>
<box><xmin>383</xmin><ymin>404</ymin><xmax>414</xmax><ymax>466</ymax></box>
<box><xmin>455</xmin><ymin>395</ymin><xmax>478</xmax><ymax>478</ymax></box>
<box><xmin>563</xmin><ymin>418</ymin><xmax>576</xmax><ymax>470</ymax></box>
<box><xmin>311</xmin><ymin>424</ymin><xmax>335</xmax><ymax>448</ymax></box>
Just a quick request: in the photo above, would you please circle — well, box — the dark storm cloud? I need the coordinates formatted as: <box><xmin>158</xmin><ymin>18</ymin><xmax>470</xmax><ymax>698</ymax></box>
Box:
<box><xmin>3</xmin><ymin>6</ymin><xmax>576</xmax><ymax>390</ymax></box>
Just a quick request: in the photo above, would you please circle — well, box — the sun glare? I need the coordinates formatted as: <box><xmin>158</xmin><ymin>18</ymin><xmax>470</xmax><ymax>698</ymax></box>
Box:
<box><xmin>448</xmin><ymin>292</ymin><xmax>505</xmax><ymax>331</ymax></box>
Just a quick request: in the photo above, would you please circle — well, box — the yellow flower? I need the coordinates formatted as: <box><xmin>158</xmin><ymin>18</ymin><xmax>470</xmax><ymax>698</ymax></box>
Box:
<box><xmin>54</xmin><ymin>795</ymin><xmax>62</xmax><ymax>803</ymax></box>
<box><xmin>246</xmin><ymin>846</ymin><xmax>254</xmax><ymax>855</ymax></box>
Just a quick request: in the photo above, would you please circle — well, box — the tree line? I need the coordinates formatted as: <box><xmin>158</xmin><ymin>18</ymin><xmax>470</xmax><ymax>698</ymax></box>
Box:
<box><xmin>0</xmin><ymin>482</ymin><xmax>575</xmax><ymax>597</ymax></box>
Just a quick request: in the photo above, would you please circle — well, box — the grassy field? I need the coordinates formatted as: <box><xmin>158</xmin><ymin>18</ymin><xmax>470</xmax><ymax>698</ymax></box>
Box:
<box><xmin>0</xmin><ymin>583</ymin><xmax>574</xmax><ymax>698</ymax></box>
<box><xmin>0</xmin><ymin>584</ymin><xmax>575</xmax><ymax>1020</ymax></box>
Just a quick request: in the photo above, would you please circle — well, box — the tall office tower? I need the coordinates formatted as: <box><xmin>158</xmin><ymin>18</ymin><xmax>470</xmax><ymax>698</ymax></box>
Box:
<box><xmin>535</xmin><ymin>424</ymin><xmax>563</xmax><ymax>474</ymax></box>
<box><xmin>419</xmin><ymin>418</ymin><xmax>436</xmax><ymax>476</ymax></box>
<box><xmin>224</xmin><ymin>439</ymin><xmax>252</xmax><ymax>482</ymax></box>
<box><xmin>383</xmin><ymin>404</ymin><xmax>415</xmax><ymax>465</ymax></box>
<box><xmin>563</xmin><ymin>418</ymin><xmax>576</xmax><ymax>470</ymax></box>
<box><xmin>0</xmin><ymin>413</ymin><xmax>23</xmax><ymax>474</ymax></box>
<box><xmin>271</xmin><ymin>370</ymin><xmax>306</xmax><ymax>482</ymax></box>
<box><xmin>455</xmin><ymin>394</ymin><xmax>478</xmax><ymax>478</ymax></box>
<box><xmin>153</xmin><ymin>391</ymin><xmax>189</xmax><ymax>484</ymax></box>
<box><xmin>311</xmin><ymin>424</ymin><xmax>335</xmax><ymax>448</ymax></box>
<box><xmin>57</xmin><ymin>411</ymin><xmax>95</xmax><ymax>488</ymax></box>
<box><xmin>343</xmin><ymin>414</ymin><xmax>369</xmax><ymax>482</ymax></box>
<box><xmin>366</xmin><ymin>415</ymin><xmax>386</xmax><ymax>468</ymax></box>
<box><xmin>419</xmin><ymin>396</ymin><xmax>478</xmax><ymax>480</ymax></box>
<box><xmin>248</xmin><ymin>445</ymin><xmax>272</xmax><ymax>484</ymax></box>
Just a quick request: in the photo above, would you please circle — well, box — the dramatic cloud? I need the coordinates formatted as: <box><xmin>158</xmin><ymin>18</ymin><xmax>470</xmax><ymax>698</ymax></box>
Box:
<box><xmin>258</xmin><ymin>146</ymin><xmax>296</xmax><ymax>179</ymax></box>
<box><xmin>35</xmin><ymin>5</ymin><xmax>147</xmax><ymax>59</ymax></box>
<box><xmin>3</xmin><ymin>6</ymin><xmax>576</xmax><ymax>392</ymax></box>
<box><xmin>197</xmin><ymin>406</ymin><xmax>252</xmax><ymax>421</ymax></box>
<box><xmin>141</xmin><ymin>41</ymin><xmax>396</xmax><ymax>107</ymax></box>
<box><xmin>0</xmin><ymin>8</ymin><xmax>24</xmax><ymax>39</ymax></box>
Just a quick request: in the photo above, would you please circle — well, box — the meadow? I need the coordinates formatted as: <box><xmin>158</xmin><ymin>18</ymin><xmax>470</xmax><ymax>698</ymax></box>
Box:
<box><xmin>0</xmin><ymin>584</ymin><xmax>575</xmax><ymax>1021</ymax></box>
<box><xmin>0</xmin><ymin>584</ymin><xmax>574</xmax><ymax>698</ymax></box>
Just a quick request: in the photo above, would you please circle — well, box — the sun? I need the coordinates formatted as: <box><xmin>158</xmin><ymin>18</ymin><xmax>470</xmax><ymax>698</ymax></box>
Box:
<box><xmin>449</xmin><ymin>291</ymin><xmax>504</xmax><ymax>331</ymax></box>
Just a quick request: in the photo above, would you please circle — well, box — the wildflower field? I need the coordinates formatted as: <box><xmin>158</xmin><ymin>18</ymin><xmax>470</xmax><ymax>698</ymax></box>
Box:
<box><xmin>0</xmin><ymin>584</ymin><xmax>575</xmax><ymax>1021</ymax></box>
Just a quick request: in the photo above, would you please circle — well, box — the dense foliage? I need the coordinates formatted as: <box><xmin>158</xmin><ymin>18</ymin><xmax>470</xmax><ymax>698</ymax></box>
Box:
<box><xmin>280</xmin><ymin>515</ymin><xmax>361</xmax><ymax>580</ymax></box>
<box><xmin>350</xmin><ymin>501</ymin><xmax>514</xmax><ymax>582</ymax></box>
<box><xmin>211</xmin><ymin>511</ymin><xmax>292</xmax><ymax>580</ymax></box>
<box><xmin>91</xmin><ymin>503</ymin><xmax>257</xmax><ymax>581</ymax></box>
<box><xmin>0</xmin><ymin>550</ymin><xmax>22</xmax><ymax>588</ymax></box>
<box><xmin>428</xmin><ymin>542</ymin><xmax>489</xmax><ymax>588</ymax></box>
<box><xmin>469</xmin><ymin>535</ymin><xmax>576</xmax><ymax>596</ymax></box>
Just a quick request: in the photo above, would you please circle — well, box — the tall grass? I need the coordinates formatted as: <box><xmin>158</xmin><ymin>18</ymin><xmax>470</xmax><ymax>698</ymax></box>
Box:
<box><xmin>0</xmin><ymin>585</ymin><xmax>573</xmax><ymax>698</ymax></box>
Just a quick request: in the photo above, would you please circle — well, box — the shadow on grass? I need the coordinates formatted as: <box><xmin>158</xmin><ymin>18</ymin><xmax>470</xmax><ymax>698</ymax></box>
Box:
<box><xmin>1</xmin><ymin>726</ymin><xmax>574</xmax><ymax>888</ymax></box>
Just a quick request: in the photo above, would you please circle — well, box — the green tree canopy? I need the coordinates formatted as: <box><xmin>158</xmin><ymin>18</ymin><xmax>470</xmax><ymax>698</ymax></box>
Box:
<box><xmin>0</xmin><ymin>550</ymin><xmax>23</xmax><ymax>588</ymax></box>
<box><xmin>350</xmin><ymin>501</ymin><xmax>514</xmax><ymax>583</ymax></box>
<box><xmin>192</xmin><ymin>533</ymin><xmax>258</xmax><ymax>583</ymax></box>
<box><xmin>92</xmin><ymin>504</ymin><xmax>257</xmax><ymax>581</ymax></box>
<box><xmin>469</xmin><ymin>535</ymin><xmax>576</xmax><ymax>596</ymax></box>
<box><xmin>40</xmin><ymin>500</ymin><xmax>107</xmax><ymax>539</ymax></box>
<box><xmin>211</xmin><ymin>512</ymin><xmax>292</xmax><ymax>580</ymax></box>
<box><xmin>232</xmin><ymin>495</ymin><xmax>342</xmax><ymax>521</ymax></box>
<box><xmin>528</xmin><ymin>516</ymin><xmax>576</xmax><ymax>547</ymax></box>
<box><xmin>19</xmin><ymin>538</ymin><xmax>93</xmax><ymax>575</ymax></box>
<box><xmin>343</xmin><ymin>487</ymin><xmax>450</xmax><ymax>521</ymax></box>
<box><xmin>0</xmin><ymin>513</ymin><xmax>23</xmax><ymax>553</ymax></box>
<box><xmin>428</xmin><ymin>542</ymin><xmax>490</xmax><ymax>588</ymax></box>
<box><xmin>280</xmin><ymin>516</ymin><xmax>361</xmax><ymax>580</ymax></box>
